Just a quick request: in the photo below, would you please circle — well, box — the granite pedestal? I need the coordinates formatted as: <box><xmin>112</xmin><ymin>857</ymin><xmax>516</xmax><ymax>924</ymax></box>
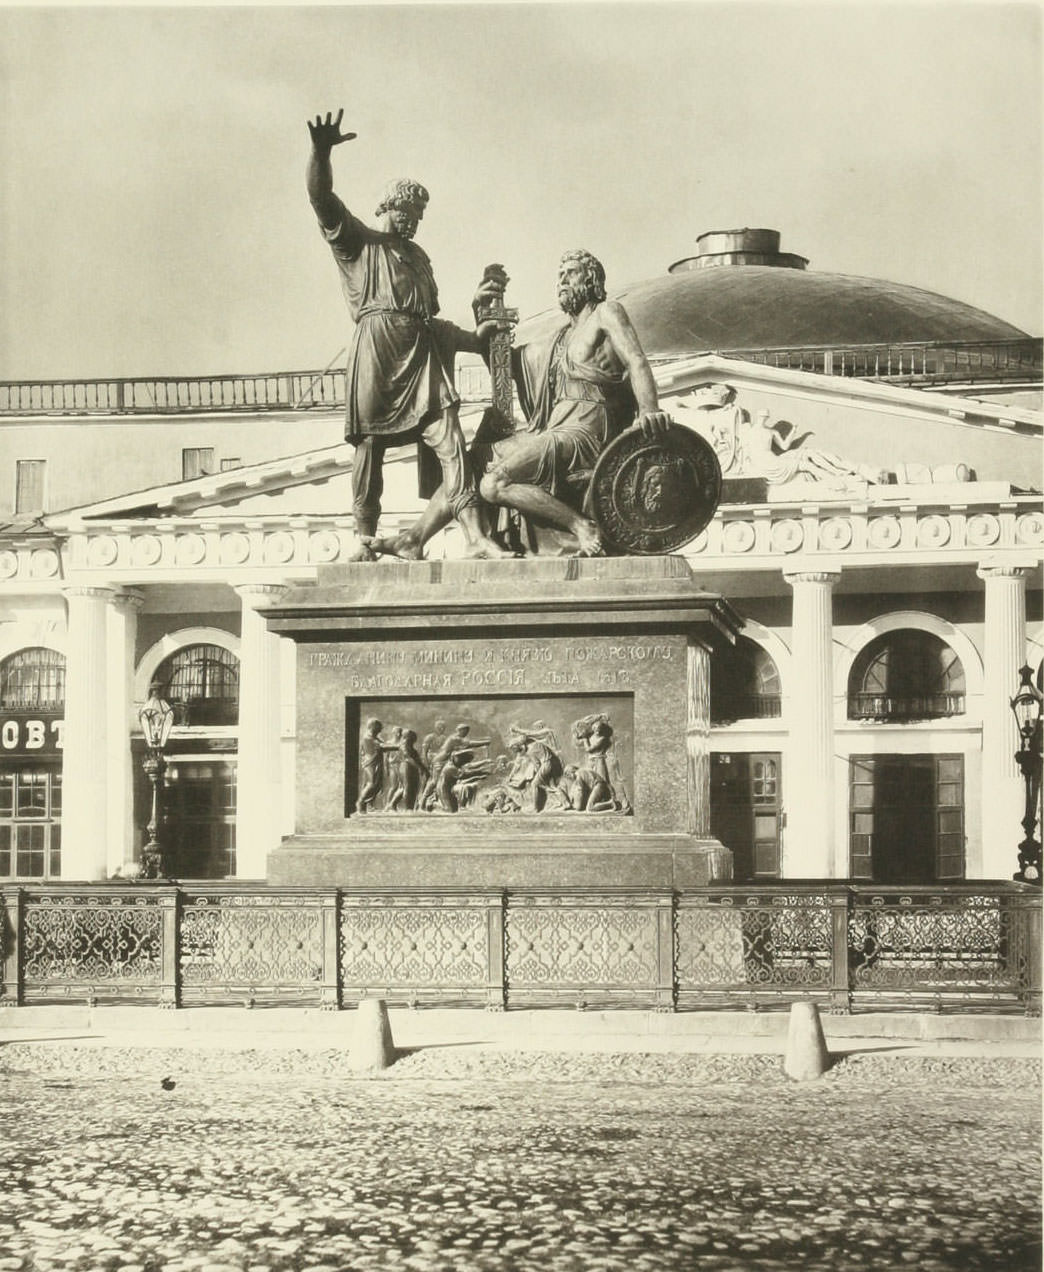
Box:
<box><xmin>264</xmin><ymin>555</ymin><xmax>741</xmax><ymax>888</ymax></box>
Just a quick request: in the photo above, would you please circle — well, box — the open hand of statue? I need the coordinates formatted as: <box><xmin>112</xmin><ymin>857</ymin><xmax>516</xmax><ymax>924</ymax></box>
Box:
<box><xmin>637</xmin><ymin>411</ymin><xmax>672</xmax><ymax>441</ymax></box>
<box><xmin>307</xmin><ymin>108</ymin><xmax>357</xmax><ymax>151</ymax></box>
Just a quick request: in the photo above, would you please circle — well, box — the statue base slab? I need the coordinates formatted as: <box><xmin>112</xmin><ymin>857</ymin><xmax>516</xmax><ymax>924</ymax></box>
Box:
<box><xmin>268</xmin><ymin>835</ymin><xmax>732</xmax><ymax>889</ymax></box>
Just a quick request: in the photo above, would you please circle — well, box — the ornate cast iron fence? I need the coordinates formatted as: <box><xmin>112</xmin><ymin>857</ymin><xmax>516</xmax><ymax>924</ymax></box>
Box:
<box><xmin>504</xmin><ymin>893</ymin><xmax>675</xmax><ymax>1011</ymax></box>
<box><xmin>0</xmin><ymin>883</ymin><xmax>1039</xmax><ymax>1014</ymax></box>
<box><xmin>676</xmin><ymin>888</ymin><xmax>841</xmax><ymax>1012</ymax></box>
<box><xmin>340</xmin><ymin>892</ymin><xmax>504</xmax><ymax>1009</ymax></box>
<box><xmin>178</xmin><ymin>889</ymin><xmax>338</xmax><ymax>1008</ymax></box>
<box><xmin>847</xmin><ymin>888</ymin><xmax>1039</xmax><ymax>1012</ymax></box>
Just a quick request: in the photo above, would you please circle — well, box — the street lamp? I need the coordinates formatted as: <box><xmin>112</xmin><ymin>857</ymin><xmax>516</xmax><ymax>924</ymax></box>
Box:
<box><xmin>138</xmin><ymin>682</ymin><xmax>175</xmax><ymax>879</ymax></box>
<box><xmin>1010</xmin><ymin>663</ymin><xmax>1043</xmax><ymax>885</ymax></box>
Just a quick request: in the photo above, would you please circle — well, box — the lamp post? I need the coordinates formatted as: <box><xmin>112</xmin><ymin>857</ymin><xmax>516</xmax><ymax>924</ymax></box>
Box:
<box><xmin>138</xmin><ymin>683</ymin><xmax>175</xmax><ymax>880</ymax></box>
<box><xmin>1010</xmin><ymin>663</ymin><xmax>1043</xmax><ymax>885</ymax></box>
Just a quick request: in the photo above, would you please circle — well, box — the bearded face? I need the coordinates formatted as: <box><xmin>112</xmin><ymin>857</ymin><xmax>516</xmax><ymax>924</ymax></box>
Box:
<box><xmin>557</xmin><ymin>278</ymin><xmax>590</xmax><ymax>315</ymax></box>
<box><xmin>556</xmin><ymin>252</ymin><xmax>605</xmax><ymax>315</ymax></box>
<box><xmin>640</xmin><ymin>462</ymin><xmax>685</xmax><ymax>514</ymax></box>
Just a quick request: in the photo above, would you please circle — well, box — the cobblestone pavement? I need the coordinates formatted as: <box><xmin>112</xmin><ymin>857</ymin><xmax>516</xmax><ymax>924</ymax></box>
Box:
<box><xmin>0</xmin><ymin>1046</ymin><xmax>1039</xmax><ymax>1272</ymax></box>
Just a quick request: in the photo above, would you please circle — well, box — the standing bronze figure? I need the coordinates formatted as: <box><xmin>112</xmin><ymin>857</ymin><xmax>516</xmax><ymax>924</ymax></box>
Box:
<box><xmin>306</xmin><ymin>109</ymin><xmax>508</xmax><ymax>561</ymax></box>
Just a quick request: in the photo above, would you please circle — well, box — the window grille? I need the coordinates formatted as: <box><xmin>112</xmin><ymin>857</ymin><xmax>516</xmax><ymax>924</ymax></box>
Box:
<box><xmin>848</xmin><ymin>631</ymin><xmax>965</xmax><ymax>721</ymax></box>
<box><xmin>153</xmin><ymin>644</ymin><xmax>239</xmax><ymax>727</ymax></box>
<box><xmin>711</xmin><ymin>637</ymin><xmax>782</xmax><ymax>724</ymax></box>
<box><xmin>0</xmin><ymin>648</ymin><xmax>66</xmax><ymax>710</ymax></box>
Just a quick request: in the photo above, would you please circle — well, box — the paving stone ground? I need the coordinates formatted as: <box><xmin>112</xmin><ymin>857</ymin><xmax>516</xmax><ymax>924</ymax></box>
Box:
<box><xmin>0</xmin><ymin>1046</ymin><xmax>1039</xmax><ymax>1272</ymax></box>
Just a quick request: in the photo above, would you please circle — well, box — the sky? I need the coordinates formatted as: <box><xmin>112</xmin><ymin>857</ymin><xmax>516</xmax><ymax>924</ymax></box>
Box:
<box><xmin>0</xmin><ymin>2</ymin><xmax>1040</xmax><ymax>380</ymax></box>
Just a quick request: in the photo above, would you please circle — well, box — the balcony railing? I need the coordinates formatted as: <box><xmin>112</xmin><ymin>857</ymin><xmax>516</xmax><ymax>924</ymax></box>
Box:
<box><xmin>848</xmin><ymin>692</ymin><xmax>966</xmax><ymax>722</ymax></box>
<box><xmin>1</xmin><ymin>881</ymin><xmax>1038</xmax><ymax>1014</ymax></box>
<box><xmin>716</xmin><ymin>338</ymin><xmax>1043</xmax><ymax>385</ymax></box>
<box><xmin>0</xmin><ymin>371</ymin><xmax>349</xmax><ymax>417</ymax></box>
<box><xmin>711</xmin><ymin>694</ymin><xmax>783</xmax><ymax>724</ymax></box>
<box><xmin>2</xmin><ymin>339</ymin><xmax>1039</xmax><ymax>417</ymax></box>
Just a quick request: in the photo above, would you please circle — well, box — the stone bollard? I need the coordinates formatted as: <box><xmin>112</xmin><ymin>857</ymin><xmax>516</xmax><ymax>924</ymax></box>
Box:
<box><xmin>783</xmin><ymin>1000</ymin><xmax>830</xmax><ymax>1081</ymax></box>
<box><xmin>349</xmin><ymin>998</ymin><xmax>396</xmax><ymax>1072</ymax></box>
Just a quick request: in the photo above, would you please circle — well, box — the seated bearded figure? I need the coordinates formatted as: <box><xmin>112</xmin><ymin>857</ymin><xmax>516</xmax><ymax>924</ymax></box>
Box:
<box><xmin>374</xmin><ymin>250</ymin><xmax>671</xmax><ymax>560</ymax></box>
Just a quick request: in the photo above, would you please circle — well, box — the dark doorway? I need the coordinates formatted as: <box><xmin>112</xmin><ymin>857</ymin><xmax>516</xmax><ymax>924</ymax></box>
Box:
<box><xmin>136</xmin><ymin>756</ymin><xmax>237</xmax><ymax>879</ymax></box>
<box><xmin>165</xmin><ymin>760</ymin><xmax>237</xmax><ymax>878</ymax></box>
<box><xmin>849</xmin><ymin>754</ymin><xmax>964</xmax><ymax>883</ymax></box>
<box><xmin>711</xmin><ymin>752</ymin><xmax>782</xmax><ymax>881</ymax></box>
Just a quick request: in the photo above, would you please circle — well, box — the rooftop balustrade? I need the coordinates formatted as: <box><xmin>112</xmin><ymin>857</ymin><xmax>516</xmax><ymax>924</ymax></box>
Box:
<box><xmin>1</xmin><ymin>339</ymin><xmax>1039</xmax><ymax>417</ymax></box>
<box><xmin>715</xmin><ymin>337</ymin><xmax>1043</xmax><ymax>385</ymax></box>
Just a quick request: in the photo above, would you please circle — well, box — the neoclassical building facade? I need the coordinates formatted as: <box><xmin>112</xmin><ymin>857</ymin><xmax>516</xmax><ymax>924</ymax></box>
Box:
<box><xmin>0</xmin><ymin>230</ymin><xmax>1040</xmax><ymax>887</ymax></box>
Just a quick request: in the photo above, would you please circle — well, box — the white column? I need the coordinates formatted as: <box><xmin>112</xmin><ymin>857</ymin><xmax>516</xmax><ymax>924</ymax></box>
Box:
<box><xmin>234</xmin><ymin>584</ymin><xmax>290</xmax><ymax>878</ymax></box>
<box><xmin>977</xmin><ymin>563</ymin><xmax>1030</xmax><ymax>879</ymax></box>
<box><xmin>106</xmin><ymin>590</ymin><xmax>143</xmax><ymax>878</ymax></box>
<box><xmin>279</xmin><ymin>636</ymin><xmax>298</xmax><ymax>838</ymax></box>
<box><xmin>61</xmin><ymin>585</ymin><xmax>117</xmax><ymax>880</ymax></box>
<box><xmin>784</xmin><ymin>570</ymin><xmax>841</xmax><ymax>879</ymax></box>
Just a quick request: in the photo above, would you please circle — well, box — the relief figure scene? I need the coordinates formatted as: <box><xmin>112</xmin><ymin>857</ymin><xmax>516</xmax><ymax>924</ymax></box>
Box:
<box><xmin>349</xmin><ymin>696</ymin><xmax>634</xmax><ymax>817</ymax></box>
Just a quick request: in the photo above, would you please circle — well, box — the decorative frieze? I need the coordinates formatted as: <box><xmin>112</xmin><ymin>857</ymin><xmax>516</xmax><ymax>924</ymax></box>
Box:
<box><xmin>917</xmin><ymin>514</ymin><xmax>951</xmax><ymax>549</ymax></box>
<box><xmin>0</xmin><ymin>497</ymin><xmax>1038</xmax><ymax>590</ymax></box>
<box><xmin>1015</xmin><ymin>510</ymin><xmax>1044</xmax><ymax>545</ymax></box>
<box><xmin>967</xmin><ymin>513</ymin><xmax>1001</xmax><ymax>548</ymax></box>
<box><xmin>819</xmin><ymin>517</ymin><xmax>853</xmax><ymax>551</ymax></box>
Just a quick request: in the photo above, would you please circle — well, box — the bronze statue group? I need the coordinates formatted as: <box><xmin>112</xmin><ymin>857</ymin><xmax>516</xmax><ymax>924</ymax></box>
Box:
<box><xmin>307</xmin><ymin>109</ymin><xmax>673</xmax><ymax>562</ymax></box>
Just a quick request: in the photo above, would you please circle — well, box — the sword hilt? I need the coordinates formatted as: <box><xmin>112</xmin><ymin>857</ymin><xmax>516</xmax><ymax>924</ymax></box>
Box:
<box><xmin>478</xmin><ymin>299</ymin><xmax>518</xmax><ymax>420</ymax></box>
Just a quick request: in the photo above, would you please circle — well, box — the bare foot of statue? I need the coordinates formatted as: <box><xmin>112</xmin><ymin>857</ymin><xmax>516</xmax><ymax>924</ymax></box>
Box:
<box><xmin>457</xmin><ymin>506</ymin><xmax>516</xmax><ymax>559</ymax></box>
<box><xmin>461</xmin><ymin>534</ymin><xmax>516</xmax><ymax>560</ymax></box>
<box><xmin>347</xmin><ymin>538</ymin><xmax>379</xmax><ymax>563</ymax></box>
<box><xmin>572</xmin><ymin>518</ymin><xmax>604</xmax><ymax>557</ymax></box>
<box><xmin>372</xmin><ymin>531</ymin><xmax>424</xmax><ymax>561</ymax></box>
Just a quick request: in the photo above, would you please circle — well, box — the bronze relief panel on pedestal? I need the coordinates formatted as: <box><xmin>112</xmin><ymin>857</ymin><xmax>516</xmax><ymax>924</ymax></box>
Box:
<box><xmin>346</xmin><ymin>694</ymin><xmax>634</xmax><ymax>818</ymax></box>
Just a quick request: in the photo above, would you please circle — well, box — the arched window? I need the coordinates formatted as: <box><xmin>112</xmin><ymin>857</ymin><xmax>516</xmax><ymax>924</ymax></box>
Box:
<box><xmin>848</xmin><ymin>630</ymin><xmax>965</xmax><ymax>721</ymax></box>
<box><xmin>711</xmin><ymin>637</ymin><xmax>782</xmax><ymax>724</ymax></box>
<box><xmin>153</xmin><ymin>644</ymin><xmax>239</xmax><ymax>727</ymax></box>
<box><xmin>0</xmin><ymin>648</ymin><xmax>65</xmax><ymax>710</ymax></box>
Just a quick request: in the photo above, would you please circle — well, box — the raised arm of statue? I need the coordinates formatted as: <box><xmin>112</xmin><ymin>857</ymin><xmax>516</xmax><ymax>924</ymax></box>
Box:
<box><xmin>306</xmin><ymin>108</ymin><xmax>358</xmax><ymax>230</ymax></box>
<box><xmin>599</xmin><ymin>300</ymin><xmax>671</xmax><ymax>440</ymax></box>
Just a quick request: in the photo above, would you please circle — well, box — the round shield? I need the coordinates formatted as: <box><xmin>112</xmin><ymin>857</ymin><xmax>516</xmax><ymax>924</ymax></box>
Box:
<box><xmin>589</xmin><ymin>423</ymin><xmax>722</xmax><ymax>555</ymax></box>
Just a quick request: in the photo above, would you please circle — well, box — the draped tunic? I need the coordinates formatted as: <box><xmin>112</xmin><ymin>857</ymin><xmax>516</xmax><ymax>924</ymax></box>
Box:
<box><xmin>496</xmin><ymin>325</ymin><xmax>638</xmax><ymax>497</ymax></box>
<box><xmin>320</xmin><ymin>196</ymin><xmax>462</xmax><ymax>440</ymax></box>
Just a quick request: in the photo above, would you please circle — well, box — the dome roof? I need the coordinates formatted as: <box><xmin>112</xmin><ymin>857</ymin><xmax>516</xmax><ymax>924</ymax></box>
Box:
<box><xmin>515</xmin><ymin>231</ymin><xmax>1032</xmax><ymax>358</ymax></box>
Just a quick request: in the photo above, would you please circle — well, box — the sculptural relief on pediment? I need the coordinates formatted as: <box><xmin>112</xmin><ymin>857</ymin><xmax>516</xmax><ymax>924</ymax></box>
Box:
<box><xmin>666</xmin><ymin>382</ymin><xmax>978</xmax><ymax>499</ymax></box>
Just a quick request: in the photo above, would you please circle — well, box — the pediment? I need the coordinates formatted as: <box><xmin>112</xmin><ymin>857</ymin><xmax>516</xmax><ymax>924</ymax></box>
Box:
<box><xmin>43</xmin><ymin>440</ymin><xmax>437</xmax><ymax>530</ymax></box>
<box><xmin>656</xmin><ymin>355</ymin><xmax>1041</xmax><ymax>499</ymax></box>
<box><xmin>39</xmin><ymin>356</ymin><xmax>1040</xmax><ymax>534</ymax></box>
